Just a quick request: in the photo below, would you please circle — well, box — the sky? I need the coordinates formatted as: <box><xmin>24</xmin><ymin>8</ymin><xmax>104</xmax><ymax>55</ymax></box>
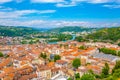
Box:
<box><xmin>0</xmin><ymin>0</ymin><xmax>120</xmax><ymax>28</ymax></box>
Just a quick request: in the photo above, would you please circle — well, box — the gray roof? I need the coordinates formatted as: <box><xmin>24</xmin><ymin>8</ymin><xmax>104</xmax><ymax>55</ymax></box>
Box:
<box><xmin>91</xmin><ymin>52</ymin><xmax>120</xmax><ymax>61</ymax></box>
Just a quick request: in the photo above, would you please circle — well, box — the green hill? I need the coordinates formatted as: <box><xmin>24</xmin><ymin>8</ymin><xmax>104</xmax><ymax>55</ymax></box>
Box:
<box><xmin>0</xmin><ymin>26</ymin><xmax>40</xmax><ymax>37</ymax></box>
<box><xmin>48</xmin><ymin>26</ymin><xmax>96</xmax><ymax>33</ymax></box>
<box><xmin>86</xmin><ymin>27</ymin><xmax>120</xmax><ymax>42</ymax></box>
<box><xmin>0</xmin><ymin>26</ymin><xmax>97</xmax><ymax>37</ymax></box>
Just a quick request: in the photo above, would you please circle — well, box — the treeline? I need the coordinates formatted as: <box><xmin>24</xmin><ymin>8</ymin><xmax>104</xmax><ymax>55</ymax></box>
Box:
<box><xmin>99</xmin><ymin>48</ymin><xmax>120</xmax><ymax>57</ymax></box>
<box><xmin>75</xmin><ymin>27</ymin><xmax>120</xmax><ymax>43</ymax></box>
<box><xmin>75</xmin><ymin>36</ymin><xmax>88</xmax><ymax>42</ymax></box>
<box><xmin>0</xmin><ymin>26</ymin><xmax>39</xmax><ymax>37</ymax></box>
<box><xmin>48</xmin><ymin>34</ymin><xmax>72</xmax><ymax>42</ymax></box>
<box><xmin>86</xmin><ymin>27</ymin><xmax>120</xmax><ymax>42</ymax></box>
<box><xmin>48</xmin><ymin>26</ymin><xmax>96</xmax><ymax>33</ymax></box>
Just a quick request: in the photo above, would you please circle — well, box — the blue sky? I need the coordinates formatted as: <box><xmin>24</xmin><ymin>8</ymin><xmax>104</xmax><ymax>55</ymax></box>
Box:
<box><xmin>0</xmin><ymin>0</ymin><xmax>120</xmax><ymax>28</ymax></box>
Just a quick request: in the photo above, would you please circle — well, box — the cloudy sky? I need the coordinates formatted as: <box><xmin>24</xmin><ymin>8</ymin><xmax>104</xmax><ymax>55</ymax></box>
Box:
<box><xmin>0</xmin><ymin>0</ymin><xmax>120</xmax><ymax>28</ymax></box>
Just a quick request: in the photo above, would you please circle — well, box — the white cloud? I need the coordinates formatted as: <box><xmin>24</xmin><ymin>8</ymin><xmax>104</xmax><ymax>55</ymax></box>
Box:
<box><xmin>51</xmin><ymin>21</ymin><xmax>90</xmax><ymax>27</ymax></box>
<box><xmin>0</xmin><ymin>19</ymin><xmax>47</xmax><ymax>27</ymax></box>
<box><xmin>71</xmin><ymin>0</ymin><xmax>115</xmax><ymax>4</ymax></box>
<box><xmin>0</xmin><ymin>0</ymin><xmax>12</xmax><ymax>4</ymax></box>
<box><xmin>103</xmin><ymin>4</ymin><xmax>120</xmax><ymax>8</ymax></box>
<box><xmin>56</xmin><ymin>0</ymin><xmax>120</xmax><ymax>7</ymax></box>
<box><xmin>88</xmin><ymin>0</ymin><xmax>112</xmax><ymax>4</ymax></box>
<box><xmin>0</xmin><ymin>10</ymin><xmax>38</xmax><ymax>19</ymax></box>
<box><xmin>71</xmin><ymin>0</ymin><xmax>120</xmax><ymax>5</ymax></box>
<box><xmin>39</xmin><ymin>10</ymin><xmax>56</xmax><ymax>14</ymax></box>
<box><xmin>15</xmin><ymin>0</ymin><xmax>23</xmax><ymax>3</ymax></box>
<box><xmin>56</xmin><ymin>3</ymin><xmax>75</xmax><ymax>7</ymax></box>
<box><xmin>56</xmin><ymin>1</ymin><xmax>76</xmax><ymax>7</ymax></box>
<box><xmin>0</xmin><ymin>19</ymin><xmax>120</xmax><ymax>28</ymax></box>
<box><xmin>30</xmin><ymin>0</ymin><xmax>120</xmax><ymax>8</ymax></box>
<box><xmin>0</xmin><ymin>9</ymin><xmax>56</xmax><ymax>19</ymax></box>
<box><xmin>31</xmin><ymin>0</ymin><xmax>64</xmax><ymax>3</ymax></box>
<box><xmin>0</xmin><ymin>0</ymin><xmax>25</xmax><ymax>3</ymax></box>
<box><xmin>0</xmin><ymin>6</ymin><xmax>13</xmax><ymax>11</ymax></box>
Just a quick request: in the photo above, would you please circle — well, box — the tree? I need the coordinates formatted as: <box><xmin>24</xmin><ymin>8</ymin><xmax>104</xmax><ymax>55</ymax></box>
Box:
<box><xmin>118</xmin><ymin>43</ymin><xmax>120</xmax><ymax>46</ymax></box>
<box><xmin>40</xmin><ymin>52</ymin><xmax>43</xmax><ymax>58</ymax></box>
<box><xmin>21</xmin><ymin>40</ymin><xmax>27</xmax><ymax>44</ymax></box>
<box><xmin>117</xmin><ymin>51</ymin><xmax>120</xmax><ymax>57</ymax></box>
<box><xmin>29</xmin><ymin>40</ymin><xmax>34</xmax><ymax>44</ymax></box>
<box><xmin>0</xmin><ymin>52</ymin><xmax>3</xmax><ymax>57</ymax></box>
<box><xmin>112</xmin><ymin>60</ymin><xmax>120</xmax><ymax>74</ymax></box>
<box><xmin>54</xmin><ymin>55</ymin><xmax>61</xmax><ymax>62</ymax></box>
<box><xmin>67</xmin><ymin>77</ymin><xmax>72</xmax><ymax>80</ymax></box>
<box><xmin>72</xmin><ymin>58</ymin><xmax>81</xmax><ymax>69</ymax></box>
<box><xmin>99</xmin><ymin>48</ymin><xmax>117</xmax><ymax>56</ymax></box>
<box><xmin>43</xmin><ymin>53</ymin><xmax>47</xmax><ymax>59</ymax></box>
<box><xmin>40</xmin><ymin>52</ymin><xmax>47</xmax><ymax>59</ymax></box>
<box><xmin>101</xmin><ymin>63</ymin><xmax>110</xmax><ymax>78</ymax></box>
<box><xmin>88</xmin><ymin>70</ymin><xmax>94</xmax><ymax>75</ymax></box>
<box><xmin>79</xmin><ymin>46</ymin><xmax>86</xmax><ymax>50</ymax></box>
<box><xmin>105</xmin><ymin>76</ymin><xmax>116</xmax><ymax>80</ymax></box>
<box><xmin>81</xmin><ymin>73</ymin><xmax>95</xmax><ymax>80</ymax></box>
<box><xmin>113</xmin><ymin>69</ymin><xmax>120</xmax><ymax>78</ymax></box>
<box><xmin>75</xmin><ymin>36</ymin><xmax>84</xmax><ymax>42</ymax></box>
<box><xmin>75</xmin><ymin>73</ymin><xmax>80</xmax><ymax>79</ymax></box>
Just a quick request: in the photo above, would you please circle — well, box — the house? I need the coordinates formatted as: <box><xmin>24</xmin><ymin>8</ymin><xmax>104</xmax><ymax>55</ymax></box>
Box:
<box><xmin>80</xmin><ymin>54</ymin><xmax>89</xmax><ymax>65</ymax></box>
<box><xmin>86</xmin><ymin>65</ymin><xmax>101</xmax><ymax>74</ymax></box>
<box><xmin>77</xmin><ymin>66</ymin><xmax>87</xmax><ymax>76</ymax></box>
<box><xmin>47</xmin><ymin>62</ymin><xmax>55</xmax><ymax>67</ymax></box>
<box><xmin>32</xmin><ymin>58</ymin><xmax>44</xmax><ymax>65</ymax></box>
<box><xmin>51</xmin><ymin>67</ymin><xmax>60</xmax><ymax>77</ymax></box>
<box><xmin>91</xmin><ymin>52</ymin><xmax>120</xmax><ymax>62</ymax></box>
<box><xmin>36</xmin><ymin>65</ymin><xmax>52</xmax><ymax>80</ymax></box>
<box><xmin>18</xmin><ymin>73</ymin><xmax>37</xmax><ymax>80</ymax></box>
<box><xmin>55</xmin><ymin>60</ymin><xmax>68</xmax><ymax>68</ymax></box>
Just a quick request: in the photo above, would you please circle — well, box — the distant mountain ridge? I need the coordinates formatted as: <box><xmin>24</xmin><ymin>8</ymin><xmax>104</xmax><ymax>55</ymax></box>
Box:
<box><xmin>0</xmin><ymin>25</ymin><xmax>41</xmax><ymax>37</ymax></box>
<box><xmin>48</xmin><ymin>26</ymin><xmax>97</xmax><ymax>33</ymax></box>
<box><xmin>0</xmin><ymin>25</ymin><xmax>98</xmax><ymax>37</ymax></box>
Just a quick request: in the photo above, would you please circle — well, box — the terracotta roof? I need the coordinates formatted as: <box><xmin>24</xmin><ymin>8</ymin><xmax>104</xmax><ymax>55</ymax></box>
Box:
<box><xmin>47</xmin><ymin>62</ymin><xmax>55</xmax><ymax>67</ymax></box>
<box><xmin>3</xmin><ymin>67</ymin><xmax>16</xmax><ymax>74</ymax></box>
<box><xmin>18</xmin><ymin>73</ymin><xmax>37</xmax><ymax>80</ymax></box>
<box><xmin>0</xmin><ymin>58</ymin><xmax>12</xmax><ymax>68</ymax></box>
<box><xmin>73</xmin><ymin>52</ymin><xmax>83</xmax><ymax>56</ymax></box>
<box><xmin>51</xmin><ymin>67</ymin><xmax>60</xmax><ymax>72</ymax></box>
<box><xmin>38</xmin><ymin>65</ymin><xmax>51</xmax><ymax>71</ymax></box>
<box><xmin>109</xmin><ymin>47</ymin><xmax>119</xmax><ymax>50</ymax></box>
<box><xmin>56</xmin><ymin>60</ymin><xmax>67</xmax><ymax>65</ymax></box>
<box><xmin>86</xmin><ymin>65</ymin><xmax>101</xmax><ymax>71</ymax></box>
<box><xmin>65</xmin><ymin>57</ymin><xmax>74</xmax><ymax>61</ymax></box>
<box><xmin>20</xmin><ymin>61</ymin><xmax>28</xmax><ymax>65</ymax></box>
<box><xmin>61</xmin><ymin>51</ymin><xmax>72</xmax><ymax>56</ymax></box>
<box><xmin>0</xmin><ymin>73</ymin><xmax>6</xmax><ymax>78</ymax></box>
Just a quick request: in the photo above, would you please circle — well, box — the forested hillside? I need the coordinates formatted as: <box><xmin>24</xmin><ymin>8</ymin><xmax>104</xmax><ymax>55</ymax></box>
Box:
<box><xmin>0</xmin><ymin>26</ymin><xmax>40</xmax><ymax>37</ymax></box>
<box><xmin>86</xmin><ymin>27</ymin><xmax>120</xmax><ymax>42</ymax></box>
<box><xmin>76</xmin><ymin>27</ymin><xmax>120</xmax><ymax>43</ymax></box>
<box><xmin>48</xmin><ymin>26</ymin><xmax>97</xmax><ymax>33</ymax></box>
